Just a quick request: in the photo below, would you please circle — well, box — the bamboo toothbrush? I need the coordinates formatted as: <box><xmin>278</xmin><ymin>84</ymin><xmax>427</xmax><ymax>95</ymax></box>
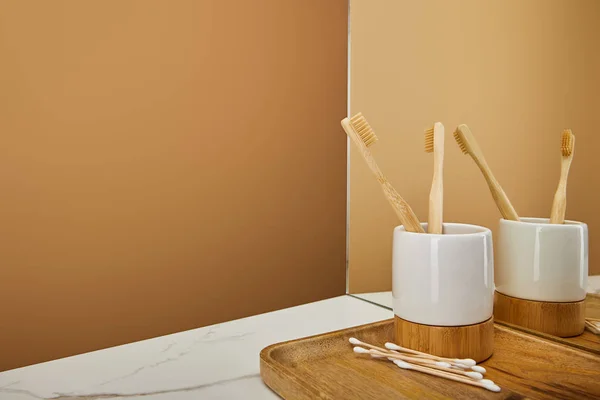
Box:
<box><xmin>425</xmin><ymin>123</ymin><xmax>445</xmax><ymax>234</ymax></box>
<box><xmin>453</xmin><ymin>124</ymin><xmax>519</xmax><ymax>221</ymax></box>
<box><xmin>550</xmin><ymin>130</ymin><xmax>575</xmax><ymax>224</ymax></box>
<box><xmin>341</xmin><ymin>113</ymin><xmax>424</xmax><ymax>233</ymax></box>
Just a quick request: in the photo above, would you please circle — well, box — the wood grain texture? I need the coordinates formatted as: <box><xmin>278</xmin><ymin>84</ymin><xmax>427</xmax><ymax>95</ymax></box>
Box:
<box><xmin>394</xmin><ymin>316</ymin><xmax>494</xmax><ymax>363</ymax></box>
<box><xmin>587</xmin><ymin>293</ymin><xmax>600</xmax><ymax>319</ymax></box>
<box><xmin>260</xmin><ymin>319</ymin><xmax>600</xmax><ymax>399</ymax></box>
<box><xmin>495</xmin><ymin>293</ymin><xmax>600</xmax><ymax>355</ymax></box>
<box><xmin>494</xmin><ymin>291</ymin><xmax>585</xmax><ymax>337</ymax></box>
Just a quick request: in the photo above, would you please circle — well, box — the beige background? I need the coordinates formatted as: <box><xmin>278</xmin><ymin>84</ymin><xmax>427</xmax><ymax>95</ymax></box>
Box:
<box><xmin>0</xmin><ymin>0</ymin><xmax>348</xmax><ymax>371</ymax></box>
<box><xmin>349</xmin><ymin>0</ymin><xmax>600</xmax><ymax>293</ymax></box>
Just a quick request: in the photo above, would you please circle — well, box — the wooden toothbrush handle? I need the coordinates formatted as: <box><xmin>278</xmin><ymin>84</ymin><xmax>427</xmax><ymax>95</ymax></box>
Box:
<box><xmin>550</xmin><ymin>159</ymin><xmax>572</xmax><ymax>224</ymax></box>
<box><xmin>380</xmin><ymin>179</ymin><xmax>425</xmax><ymax>233</ymax></box>
<box><xmin>550</xmin><ymin>188</ymin><xmax>566</xmax><ymax>224</ymax></box>
<box><xmin>428</xmin><ymin>183</ymin><xmax>443</xmax><ymax>234</ymax></box>
<box><xmin>342</xmin><ymin>118</ymin><xmax>424</xmax><ymax>233</ymax></box>
<box><xmin>428</xmin><ymin>149</ymin><xmax>444</xmax><ymax>234</ymax></box>
<box><xmin>474</xmin><ymin>159</ymin><xmax>519</xmax><ymax>221</ymax></box>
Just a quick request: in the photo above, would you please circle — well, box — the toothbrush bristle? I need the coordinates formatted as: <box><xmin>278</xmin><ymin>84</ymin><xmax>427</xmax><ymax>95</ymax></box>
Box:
<box><xmin>350</xmin><ymin>112</ymin><xmax>378</xmax><ymax>147</ymax></box>
<box><xmin>453</xmin><ymin>129</ymin><xmax>468</xmax><ymax>155</ymax></box>
<box><xmin>561</xmin><ymin>129</ymin><xmax>574</xmax><ymax>156</ymax></box>
<box><xmin>424</xmin><ymin>127</ymin><xmax>434</xmax><ymax>153</ymax></box>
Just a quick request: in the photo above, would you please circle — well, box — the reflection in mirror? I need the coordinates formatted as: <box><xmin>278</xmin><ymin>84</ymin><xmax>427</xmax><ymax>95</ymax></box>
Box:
<box><xmin>346</xmin><ymin>0</ymin><xmax>600</xmax><ymax>350</ymax></box>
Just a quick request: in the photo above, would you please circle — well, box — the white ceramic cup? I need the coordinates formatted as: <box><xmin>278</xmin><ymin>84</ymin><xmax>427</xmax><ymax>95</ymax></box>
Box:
<box><xmin>496</xmin><ymin>217</ymin><xmax>588</xmax><ymax>302</ymax></box>
<box><xmin>392</xmin><ymin>223</ymin><xmax>494</xmax><ymax>326</ymax></box>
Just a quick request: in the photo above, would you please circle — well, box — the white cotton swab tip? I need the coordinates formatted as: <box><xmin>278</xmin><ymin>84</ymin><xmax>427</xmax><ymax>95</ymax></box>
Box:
<box><xmin>385</xmin><ymin>342</ymin><xmax>402</xmax><ymax>351</ymax></box>
<box><xmin>457</xmin><ymin>359</ymin><xmax>476</xmax><ymax>366</ymax></box>
<box><xmin>435</xmin><ymin>362</ymin><xmax>452</xmax><ymax>368</ymax></box>
<box><xmin>479</xmin><ymin>379</ymin><xmax>494</xmax><ymax>386</ymax></box>
<box><xmin>471</xmin><ymin>365</ymin><xmax>486</xmax><ymax>373</ymax></box>
<box><xmin>348</xmin><ymin>337</ymin><xmax>362</xmax><ymax>345</ymax></box>
<box><xmin>485</xmin><ymin>384</ymin><xmax>501</xmax><ymax>392</ymax></box>
<box><xmin>394</xmin><ymin>360</ymin><xmax>411</xmax><ymax>369</ymax></box>
<box><xmin>353</xmin><ymin>346</ymin><xmax>369</xmax><ymax>354</ymax></box>
<box><xmin>465</xmin><ymin>371</ymin><xmax>483</xmax><ymax>380</ymax></box>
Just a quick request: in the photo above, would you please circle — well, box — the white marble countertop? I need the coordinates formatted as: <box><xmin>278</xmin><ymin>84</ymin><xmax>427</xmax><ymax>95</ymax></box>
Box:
<box><xmin>0</xmin><ymin>296</ymin><xmax>393</xmax><ymax>400</ymax></box>
<box><xmin>2</xmin><ymin>276</ymin><xmax>597</xmax><ymax>399</ymax></box>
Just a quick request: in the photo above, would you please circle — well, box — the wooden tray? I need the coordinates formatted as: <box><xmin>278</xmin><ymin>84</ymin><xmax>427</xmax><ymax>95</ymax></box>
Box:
<box><xmin>260</xmin><ymin>319</ymin><xmax>600</xmax><ymax>399</ymax></box>
<box><xmin>495</xmin><ymin>293</ymin><xmax>600</xmax><ymax>355</ymax></box>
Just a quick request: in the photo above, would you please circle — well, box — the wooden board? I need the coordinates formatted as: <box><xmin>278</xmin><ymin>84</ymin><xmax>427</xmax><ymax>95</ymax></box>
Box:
<box><xmin>586</xmin><ymin>293</ymin><xmax>600</xmax><ymax>319</ymax></box>
<box><xmin>260</xmin><ymin>319</ymin><xmax>600</xmax><ymax>399</ymax></box>
<box><xmin>494</xmin><ymin>291</ymin><xmax>585</xmax><ymax>337</ymax></box>
<box><xmin>495</xmin><ymin>293</ymin><xmax>600</xmax><ymax>355</ymax></box>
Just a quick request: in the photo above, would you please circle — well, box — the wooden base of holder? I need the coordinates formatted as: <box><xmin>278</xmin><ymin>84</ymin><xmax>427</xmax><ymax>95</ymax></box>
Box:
<box><xmin>494</xmin><ymin>291</ymin><xmax>585</xmax><ymax>337</ymax></box>
<box><xmin>393</xmin><ymin>316</ymin><xmax>494</xmax><ymax>363</ymax></box>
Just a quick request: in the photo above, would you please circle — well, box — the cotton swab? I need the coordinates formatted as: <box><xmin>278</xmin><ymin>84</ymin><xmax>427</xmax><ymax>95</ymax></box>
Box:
<box><xmin>349</xmin><ymin>337</ymin><xmax>392</xmax><ymax>354</ymax></box>
<box><xmin>394</xmin><ymin>360</ymin><xmax>500</xmax><ymax>392</ymax></box>
<box><xmin>350</xmin><ymin>338</ymin><xmax>452</xmax><ymax>368</ymax></box>
<box><xmin>353</xmin><ymin>346</ymin><xmax>446</xmax><ymax>368</ymax></box>
<box><xmin>350</xmin><ymin>338</ymin><xmax>486</xmax><ymax>375</ymax></box>
<box><xmin>385</xmin><ymin>342</ymin><xmax>476</xmax><ymax>366</ymax></box>
<box><xmin>353</xmin><ymin>347</ymin><xmax>483</xmax><ymax>380</ymax></box>
<box><xmin>585</xmin><ymin>320</ymin><xmax>600</xmax><ymax>334</ymax></box>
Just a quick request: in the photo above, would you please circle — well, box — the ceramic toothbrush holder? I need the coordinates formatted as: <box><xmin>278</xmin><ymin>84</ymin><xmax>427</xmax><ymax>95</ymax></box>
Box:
<box><xmin>392</xmin><ymin>223</ymin><xmax>494</xmax><ymax>362</ymax></box>
<box><xmin>494</xmin><ymin>217</ymin><xmax>588</xmax><ymax>337</ymax></box>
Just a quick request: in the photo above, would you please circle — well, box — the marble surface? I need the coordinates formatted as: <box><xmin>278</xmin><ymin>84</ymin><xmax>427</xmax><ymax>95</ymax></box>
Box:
<box><xmin>354</xmin><ymin>275</ymin><xmax>600</xmax><ymax>310</ymax></box>
<box><xmin>3</xmin><ymin>276</ymin><xmax>597</xmax><ymax>400</ymax></box>
<box><xmin>0</xmin><ymin>296</ymin><xmax>392</xmax><ymax>400</ymax></box>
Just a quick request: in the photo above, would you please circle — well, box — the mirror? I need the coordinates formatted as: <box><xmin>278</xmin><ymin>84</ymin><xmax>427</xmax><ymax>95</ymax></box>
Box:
<box><xmin>346</xmin><ymin>1</ymin><xmax>600</xmax><ymax>350</ymax></box>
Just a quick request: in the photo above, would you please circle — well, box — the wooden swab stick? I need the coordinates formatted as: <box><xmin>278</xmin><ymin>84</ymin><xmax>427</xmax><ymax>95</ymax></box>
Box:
<box><xmin>385</xmin><ymin>342</ymin><xmax>476</xmax><ymax>366</ymax></box>
<box><xmin>350</xmin><ymin>338</ymin><xmax>486</xmax><ymax>373</ymax></box>
<box><xmin>349</xmin><ymin>338</ymin><xmax>394</xmax><ymax>356</ymax></box>
<box><xmin>353</xmin><ymin>346</ymin><xmax>449</xmax><ymax>369</ymax></box>
<box><xmin>351</xmin><ymin>337</ymin><xmax>451</xmax><ymax>368</ymax></box>
<box><xmin>351</xmin><ymin>337</ymin><xmax>485</xmax><ymax>372</ymax></box>
<box><xmin>357</xmin><ymin>348</ymin><xmax>484</xmax><ymax>380</ymax></box>
<box><xmin>585</xmin><ymin>320</ymin><xmax>600</xmax><ymax>334</ymax></box>
<box><xmin>393</xmin><ymin>360</ymin><xmax>500</xmax><ymax>392</ymax></box>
